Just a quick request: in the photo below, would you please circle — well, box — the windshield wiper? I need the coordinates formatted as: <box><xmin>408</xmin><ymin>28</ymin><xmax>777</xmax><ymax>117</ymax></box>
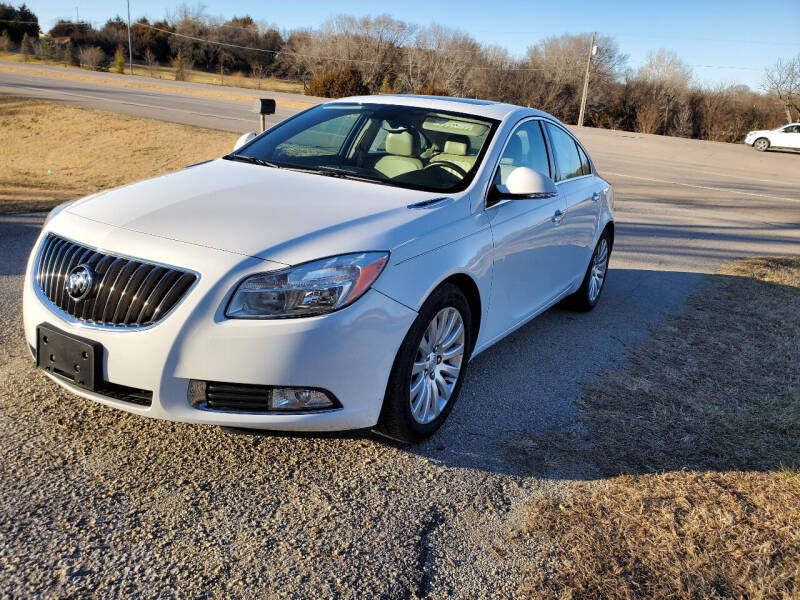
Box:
<box><xmin>223</xmin><ymin>154</ymin><xmax>280</xmax><ymax>168</ymax></box>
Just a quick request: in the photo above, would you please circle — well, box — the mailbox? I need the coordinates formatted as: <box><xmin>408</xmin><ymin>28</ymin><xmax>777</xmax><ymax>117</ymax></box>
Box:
<box><xmin>252</xmin><ymin>98</ymin><xmax>276</xmax><ymax>115</ymax></box>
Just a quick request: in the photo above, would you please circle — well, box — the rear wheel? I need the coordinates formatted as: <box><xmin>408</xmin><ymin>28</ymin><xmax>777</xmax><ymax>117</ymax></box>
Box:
<box><xmin>374</xmin><ymin>283</ymin><xmax>472</xmax><ymax>443</ymax></box>
<box><xmin>564</xmin><ymin>230</ymin><xmax>611</xmax><ymax>312</ymax></box>
<box><xmin>754</xmin><ymin>137</ymin><xmax>770</xmax><ymax>152</ymax></box>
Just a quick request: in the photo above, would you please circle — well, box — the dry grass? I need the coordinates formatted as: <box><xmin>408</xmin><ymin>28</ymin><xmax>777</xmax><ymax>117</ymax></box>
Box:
<box><xmin>0</xmin><ymin>56</ymin><xmax>314</xmax><ymax>109</ymax></box>
<box><xmin>513</xmin><ymin>257</ymin><xmax>800</xmax><ymax>598</ymax></box>
<box><xmin>0</xmin><ymin>95</ymin><xmax>237</xmax><ymax>213</ymax></box>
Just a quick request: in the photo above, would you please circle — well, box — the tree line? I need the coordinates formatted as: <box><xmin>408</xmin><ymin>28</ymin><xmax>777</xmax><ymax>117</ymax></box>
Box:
<box><xmin>2</xmin><ymin>4</ymin><xmax>798</xmax><ymax>143</ymax></box>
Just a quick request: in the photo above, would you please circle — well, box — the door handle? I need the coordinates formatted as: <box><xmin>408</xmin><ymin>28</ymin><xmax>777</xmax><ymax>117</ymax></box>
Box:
<box><xmin>552</xmin><ymin>209</ymin><xmax>565</xmax><ymax>223</ymax></box>
<box><xmin>591</xmin><ymin>192</ymin><xmax>600</xmax><ymax>202</ymax></box>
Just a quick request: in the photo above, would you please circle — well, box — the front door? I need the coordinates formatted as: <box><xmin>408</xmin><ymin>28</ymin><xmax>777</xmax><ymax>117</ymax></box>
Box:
<box><xmin>484</xmin><ymin>119</ymin><xmax>568</xmax><ymax>341</ymax></box>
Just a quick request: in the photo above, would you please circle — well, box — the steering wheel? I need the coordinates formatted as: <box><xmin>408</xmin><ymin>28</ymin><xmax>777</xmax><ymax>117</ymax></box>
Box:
<box><xmin>421</xmin><ymin>161</ymin><xmax>469</xmax><ymax>179</ymax></box>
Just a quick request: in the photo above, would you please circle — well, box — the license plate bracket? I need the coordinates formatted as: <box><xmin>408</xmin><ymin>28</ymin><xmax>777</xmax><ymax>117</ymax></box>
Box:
<box><xmin>37</xmin><ymin>324</ymin><xmax>102</xmax><ymax>391</ymax></box>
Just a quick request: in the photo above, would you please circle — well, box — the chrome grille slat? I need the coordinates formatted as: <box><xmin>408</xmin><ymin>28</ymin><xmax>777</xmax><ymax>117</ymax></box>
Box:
<box><xmin>123</xmin><ymin>266</ymin><xmax>166</xmax><ymax>325</ymax></box>
<box><xmin>92</xmin><ymin>257</ymin><xmax>126</xmax><ymax>322</ymax></box>
<box><xmin>111</xmin><ymin>263</ymin><xmax>152</xmax><ymax>324</ymax></box>
<box><xmin>81</xmin><ymin>254</ymin><xmax>114</xmax><ymax>321</ymax></box>
<box><xmin>54</xmin><ymin>244</ymin><xmax>81</xmax><ymax>308</ymax></box>
<box><xmin>34</xmin><ymin>234</ymin><xmax>196</xmax><ymax>328</ymax></box>
<box><xmin>136</xmin><ymin>270</ymin><xmax>180</xmax><ymax>325</ymax></box>
<box><xmin>100</xmin><ymin>260</ymin><xmax>138</xmax><ymax>323</ymax></box>
<box><xmin>43</xmin><ymin>238</ymin><xmax>68</xmax><ymax>298</ymax></box>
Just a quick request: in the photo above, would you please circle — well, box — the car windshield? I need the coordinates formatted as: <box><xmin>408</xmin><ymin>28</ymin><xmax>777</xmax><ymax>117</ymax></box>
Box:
<box><xmin>231</xmin><ymin>103</ymin><xmax>499</xmax><ymax>193</ymax></box>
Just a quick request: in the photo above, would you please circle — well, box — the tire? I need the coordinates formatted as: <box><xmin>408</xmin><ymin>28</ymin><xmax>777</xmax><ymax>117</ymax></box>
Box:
<box><xmin>374</xmin><ymin>283</ymin><xmax>472</xmax><ymax>443</ymax></box>
<box><xmin>754</xmin><ymin>137</ymin><xmax>770</xmax><ymax>152</ymax></box>
<box><xmin>564</xmin><ymin>230</ymin><xmax>611</xmax><ymax>312</ymax></box>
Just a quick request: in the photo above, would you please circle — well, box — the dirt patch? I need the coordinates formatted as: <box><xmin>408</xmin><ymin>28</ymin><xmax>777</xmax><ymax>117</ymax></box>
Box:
<box><xmin>0</xmin><ymin>95</ymin><xmax>237</xmax><ymax>213</ymax></box>
<box><xmin>511</xmin><ymin>256</ymin><xmax>800</xmax><ymax>598</ymax></box>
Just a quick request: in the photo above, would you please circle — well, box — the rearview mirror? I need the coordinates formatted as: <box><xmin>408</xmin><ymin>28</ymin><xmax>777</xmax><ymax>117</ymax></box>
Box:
<box><xmin>233</xmin><ymin>131</ymin><xmax>257</xmax><ymax>152</ymax></box>
<box><xmin>490</xmin><ymin>167</ymin><xmax>557</xmax><ymax>204</ymax></box>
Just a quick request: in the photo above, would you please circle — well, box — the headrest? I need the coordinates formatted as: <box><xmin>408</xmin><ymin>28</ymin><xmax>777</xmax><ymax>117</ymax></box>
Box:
<box><xmin>443</xmin><ymin>140</ymin><xmax>468</xmax><ymax>156</ymax></box>
<box><xmin>385</xmin><ymin>131</ymin><xmax>414</xmax><ymax>157</ymax></box>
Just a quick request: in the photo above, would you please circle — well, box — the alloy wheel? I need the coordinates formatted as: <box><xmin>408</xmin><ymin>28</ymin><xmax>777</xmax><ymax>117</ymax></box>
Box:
<box><xmin>588</xmin><ymin>238</ymin><xmax>609</xmax><ymax>303</ymax></box>
<box><xmin>409</xmin><ymin>307</ymin><xmax>465</xmax><ymax>425</ymax></box>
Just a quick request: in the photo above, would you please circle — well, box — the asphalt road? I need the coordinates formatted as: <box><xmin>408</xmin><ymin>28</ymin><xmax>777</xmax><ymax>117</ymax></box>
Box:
<box><xmin>0</xmin><ymin>66</ymin><xmax>300</xmax><ymax>132</ymax></box>
<box><xmin>1</xmin><ymin>70</ymin><xmax>800</xmax><ymax>598</ymax></box>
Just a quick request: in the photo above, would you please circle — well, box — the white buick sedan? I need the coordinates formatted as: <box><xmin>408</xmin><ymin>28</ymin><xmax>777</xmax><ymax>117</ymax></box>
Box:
<box><xmin>744</xmin><ymin>123</ymin><xmax>800</xmax><ymax>151</ymax></box>
<box><xmin>23</xmin><ymin>95</ymin><xmax>614</xmax><ymax>442</ymax></box>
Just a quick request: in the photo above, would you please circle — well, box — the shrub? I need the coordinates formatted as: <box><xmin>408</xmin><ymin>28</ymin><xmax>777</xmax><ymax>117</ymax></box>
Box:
<box><xmin>78</xmin><ymin>46</ymin><xmax>106</xmax><ymax>71</ymax></box>
<box><xmin>113</xmin><ymin>46</ymin><xmax>126</xmax><ymax>74</ymax></box>
<box><xmin>305</xmin><ymin>63</ymin><xmax>369</xmax><ymax>98</ymax></box>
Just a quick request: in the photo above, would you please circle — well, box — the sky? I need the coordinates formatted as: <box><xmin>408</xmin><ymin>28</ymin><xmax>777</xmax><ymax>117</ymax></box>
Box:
<box><xmin>24</xmin><ymin>0</ymin><xmax>800</xmax><ymax>89</ymax></box>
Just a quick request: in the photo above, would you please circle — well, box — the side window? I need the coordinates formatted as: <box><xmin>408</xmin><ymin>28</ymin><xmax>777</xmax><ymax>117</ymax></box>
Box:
<box><xmin>577</xmin><ymin>144</ymin><xmax>592</xmax><ymax>175</ymax></box>
<box><xmin>496</xmin><ymin>120</ymin><xmax>550</xmax><ymax>185</ymax></box>
<box><xmin>274</xmin><ymin>112</ymin><xmax>360</xmax><ymax>158</ymax></box>
<box><xmin>545</xmin><ymin>122</ymin><xmax>583</xmax><ymax>181</ymax></box>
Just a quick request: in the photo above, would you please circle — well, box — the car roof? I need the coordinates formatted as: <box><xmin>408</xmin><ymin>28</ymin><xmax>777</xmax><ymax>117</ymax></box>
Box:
<box><xmin>325</xmin><ymin>94</ymin><xmax>550</xmax><ymax>123</ymax></box>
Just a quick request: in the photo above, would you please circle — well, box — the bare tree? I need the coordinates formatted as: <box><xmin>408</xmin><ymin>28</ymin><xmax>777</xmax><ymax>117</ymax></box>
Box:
<box><xmin>250</xmin><ymin>62</ymin><xmax>266</xmax><ymax>88</ymax></box>
<box><xmin>143</xmin><ymin>47</ymin><xmax>157</xmax><ymax>77</ymax></box>
<box><xmin>636</xmin><ymin>49</ymin><xmax>692</xmax><ymax>135</ymax></box>
<box><xmin>762</xmin><ymin>55</ymin><xmax>800</xmax><ymax>122</ymax></box>
<box><xmin>78</xmin><ymin>46</ymin><xmax>106</xmax><ymax>70</ymax></box>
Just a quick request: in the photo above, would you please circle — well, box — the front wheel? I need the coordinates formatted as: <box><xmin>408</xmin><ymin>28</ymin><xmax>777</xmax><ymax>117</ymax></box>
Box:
<box><xmin>754</xmin><ymin>137</ymin><xmax>770</xmax><ymax>152</ymax></box>
<box><xmin>564</xmin><ymin>230</ymin><xmax>611</xmax><ymax>312</ymax></box>
<box><xmin>374</xmin><ymin>283</ymin><xmax>472</xmax><ymax>443</ymax></box>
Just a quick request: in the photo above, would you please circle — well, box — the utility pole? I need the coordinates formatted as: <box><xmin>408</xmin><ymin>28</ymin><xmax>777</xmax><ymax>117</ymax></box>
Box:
<box><xmin>577</xmin><ymin>32</ymin><xmax>596</xmax><ymax>127</ymax></box>
<box><xmin>126</xmin><ymin>0</ymin><xmax>134</xmax><ymax>76</ymax></box>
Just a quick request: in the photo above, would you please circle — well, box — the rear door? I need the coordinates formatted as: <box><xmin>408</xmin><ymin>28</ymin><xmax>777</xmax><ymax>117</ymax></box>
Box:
<box><xmin>484</xmin><ymin>119</ymin><xmax>567</xmax><ymax>340</ymax></box>
<box><xmin>543</xmin><ymin>122</ymin><xmax>602</xmax><ymax>288</ymax></box>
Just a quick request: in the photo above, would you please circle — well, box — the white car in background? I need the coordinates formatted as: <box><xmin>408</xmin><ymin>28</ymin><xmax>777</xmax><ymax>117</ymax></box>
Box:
<box><xmin>744</xmin><ymin>123</ymin><xmax>800</xmax><ymax>151</ymax></box>
<box><xmin>23</xmin><ymin>95</ymin><xmax>614</xmax><ymax>442</ymax></box>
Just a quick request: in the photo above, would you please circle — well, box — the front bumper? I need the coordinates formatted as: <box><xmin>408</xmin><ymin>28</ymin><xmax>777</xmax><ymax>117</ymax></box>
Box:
<box><xmin>23</xmin><ymin>218</ymin><xmax>417</xmax><ymax>431</ymax></box>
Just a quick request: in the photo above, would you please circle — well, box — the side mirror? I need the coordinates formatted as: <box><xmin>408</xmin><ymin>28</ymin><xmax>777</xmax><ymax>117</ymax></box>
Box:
<box><xmin>233</xmin><ymin>131</ymin><xmax>257</xmax><ymax>152</ymax></box>
<box><xmin>490</xmin><ymin>167</ymin><xmax>557</xmax><ymax>204</ymax></box>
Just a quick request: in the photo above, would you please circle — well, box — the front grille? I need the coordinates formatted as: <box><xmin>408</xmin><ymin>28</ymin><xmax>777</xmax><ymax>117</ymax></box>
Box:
<box><xmin>35</xmin><ymin>234</ymin><xmax>196</xmax><ymax>327</ymax></box>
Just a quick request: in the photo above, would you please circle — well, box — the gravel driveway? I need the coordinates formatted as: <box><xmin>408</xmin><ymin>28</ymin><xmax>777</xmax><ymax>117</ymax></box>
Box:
<box><xmin>2</xmin><ymin>128</ymin><xmax>799</xmax><ymax>598</ymax></box>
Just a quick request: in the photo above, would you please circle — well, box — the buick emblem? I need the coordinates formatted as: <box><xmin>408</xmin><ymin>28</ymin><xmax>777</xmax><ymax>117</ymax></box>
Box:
<box><xmin>65</xmin><ymin>264</ymin><xmax>94</xmax><ymax>302</ymax></box>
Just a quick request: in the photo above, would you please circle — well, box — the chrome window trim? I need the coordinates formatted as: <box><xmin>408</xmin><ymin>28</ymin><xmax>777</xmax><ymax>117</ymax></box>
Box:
<box><xmin>32</xmin><ymin>232</ymin><xmax>201</xmax><ymax>332</ymax></box>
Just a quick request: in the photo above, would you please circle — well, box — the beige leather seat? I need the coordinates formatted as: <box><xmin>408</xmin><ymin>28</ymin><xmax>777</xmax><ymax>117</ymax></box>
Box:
<box><xmin>374</xmin><ymin>132</ymin><xmax>422</xmax><ymax>178</ymax></box>
<box><xmin>430</xmin><ymin>137</ymin><xmax>477</xmax><ymax>174</ymax></box>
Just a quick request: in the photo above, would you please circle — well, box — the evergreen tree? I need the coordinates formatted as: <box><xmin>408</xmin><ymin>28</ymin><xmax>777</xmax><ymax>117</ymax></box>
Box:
<box><xmin>20</xmin><ymin>32</ymin><xmax>33</xmax><ymax>60</ymax></box>
<box><xmin>39</xmin><ymin>35</ymin><xmax>56</xmax><ymax>60</ymax></box>
<box><xmin>113</xmin><ymin>46</ymin><xmax>125</xmax><ymax>74</ymax></box>
<box><xmin>0</xmin><ymin>29</ymin><xmax>11</xmax><ymax>52</ymax></box>
<box><xmin>173</xmin><ymin>49</ymin><xmax>187</xmax><ymax>81</ymax></box>
<box><xmin>64</xmin><ymin>40</ymin><xmax>78</xmax><ymax>66</ymax></box>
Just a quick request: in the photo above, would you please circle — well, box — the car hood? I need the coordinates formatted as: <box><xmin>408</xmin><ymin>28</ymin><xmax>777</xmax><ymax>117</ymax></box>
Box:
<box><xmin>67</xmin><ymin>159</ymin><xmax>455</xmax><ymax>265</ymax></box>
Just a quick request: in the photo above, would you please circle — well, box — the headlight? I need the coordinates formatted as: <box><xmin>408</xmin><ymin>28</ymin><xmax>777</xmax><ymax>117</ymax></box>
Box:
<box><xmin>226</xmin><ymin>252</ymin><xmax>389</xmax><ymax>318</ymax></box>
<box><xmin>44</xmin><ymin>200</ymin><xmax>73</xmax><ymax>224</ymax></box>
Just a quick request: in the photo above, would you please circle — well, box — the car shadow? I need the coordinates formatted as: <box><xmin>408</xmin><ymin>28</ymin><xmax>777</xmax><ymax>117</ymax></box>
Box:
<box><xmin>403</xmin><ymin>265</ymin><xmax>800</xmax><ymax>481</ymax></box>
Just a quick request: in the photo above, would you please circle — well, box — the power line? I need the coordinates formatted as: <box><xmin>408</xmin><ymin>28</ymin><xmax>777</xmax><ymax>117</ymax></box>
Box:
<box><xmin>1</xmin><ymin>19</ymin><xmax>774</xmax><ymax>74</ymax></box>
